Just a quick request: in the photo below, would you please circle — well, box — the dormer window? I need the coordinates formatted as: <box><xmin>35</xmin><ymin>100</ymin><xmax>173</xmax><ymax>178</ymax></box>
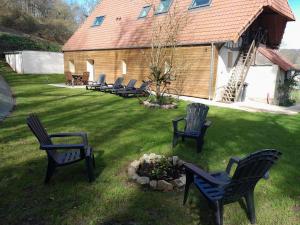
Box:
<box><xmin>139</xmin><ymin>5</ymin><xmax>151</xmax><ymax>18</ymax></box>
<box><xmin>155</xmin><ymin>0</ymin><xmax>173</xmax><ymax>14</ymax></box>
<box><xmin>190</xmin><ymin>0</ymin><xmax>211</xmax><ymax>9</ymax></box>
<box><xmin>93</xmin><ymin>16</ymin><xmax>105</xmax><ymax>27</ymax></box>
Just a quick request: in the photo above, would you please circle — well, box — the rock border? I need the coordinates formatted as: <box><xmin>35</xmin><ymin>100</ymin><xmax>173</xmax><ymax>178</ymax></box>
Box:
<box><xmin>142</xmin><ymin>101</ymin><xmax>177</xmax><ymax>109</ymax></box>
<box><xmin>128</xmin><ymin>153</ymin><xmax>186</xmax><ymax>192</ymax></box>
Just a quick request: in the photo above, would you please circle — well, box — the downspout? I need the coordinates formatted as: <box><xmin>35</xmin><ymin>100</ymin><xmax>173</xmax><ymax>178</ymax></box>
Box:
<box><xmin>209</xmin><ymin>43</ymin><xmax>215</xmax><ymax>100</ymax></box>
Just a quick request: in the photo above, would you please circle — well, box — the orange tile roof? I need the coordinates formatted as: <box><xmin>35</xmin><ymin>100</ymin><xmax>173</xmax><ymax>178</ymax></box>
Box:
<box><xmin>258</xmin><ymin>46</ymin><xmax>295</xmax><ymax>71</ymax></box>
<box><xmin>63</xmin><ymin>0</ymin><xmax>295</xmax><ymax>51</ymax></box>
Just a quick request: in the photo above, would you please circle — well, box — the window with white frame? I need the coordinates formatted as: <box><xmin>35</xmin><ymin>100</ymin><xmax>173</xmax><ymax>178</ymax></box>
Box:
<box><xmin>139</xmin><ymin>5</ymin><xmax>151</xmax><ymax>18</ymax></box>
<box><xmin>155</xmin><ymin>0</ymin><xmax>173</xmax><ymax>14</ymax></box>
<box><xmin>69</xmin><ymin>60</ymin><xmax>75</xmax><ymax>73</ymax></box>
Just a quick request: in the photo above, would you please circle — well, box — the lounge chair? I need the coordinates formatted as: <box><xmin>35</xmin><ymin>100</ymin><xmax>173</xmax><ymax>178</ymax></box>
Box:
<box><xmin>26</xmin><ymin>114</ymin><xmax>95</xmax><ymax>183</ymax></box>
<box><xmin>183</xmin><ymin>149</ymin><xmax>281</xmax><ymax>225</ymax></box>
<box><xmin>112</xmin><ymin>79</ymin><xmax>137</xmax><ymax>94</ymax></box>
<box><xmin>172</xmin><ymin>103</ymin><xmax>211</xmax><ymax>152</ymax></box>
<box><xmin>99</xmin><ymin>77</ymin><xmax>124</xmax><ymax>92</ymax></box>
<box><xmin>117</xmin><ymin>81</ymin><xmax>149</xmax><ymax>97</ymax></box>
<box><xmin>86</xmin><ymin>74</ymin><xmax>106</xmax><ymax>90</ymax></box>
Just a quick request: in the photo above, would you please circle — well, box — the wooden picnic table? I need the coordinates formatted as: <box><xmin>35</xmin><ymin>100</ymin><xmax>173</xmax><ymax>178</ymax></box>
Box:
<box><xmin>72</xmin><ymin>74</ymin><xmax>83</xmax><ymax>86</ymax></box>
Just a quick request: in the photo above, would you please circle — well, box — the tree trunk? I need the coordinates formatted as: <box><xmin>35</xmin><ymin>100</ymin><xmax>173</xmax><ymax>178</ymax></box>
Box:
<box><xmin>155</xmin><ymin>83</ymin><xmax>161</xmax><ymax>103</ymax></box>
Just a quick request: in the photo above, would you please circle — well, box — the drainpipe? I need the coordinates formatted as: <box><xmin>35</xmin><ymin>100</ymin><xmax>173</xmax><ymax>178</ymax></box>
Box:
<box><xmin>209</xmin><ymin>43</ymin><xmax>215</xmax><ymax>100</ymax></box>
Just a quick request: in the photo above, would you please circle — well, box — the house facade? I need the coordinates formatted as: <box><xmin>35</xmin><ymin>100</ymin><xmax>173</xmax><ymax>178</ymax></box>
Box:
<box><xmin>63</xmin><ymin>0</ymin><xmax>295</xmax><ymax>104</ymax></box>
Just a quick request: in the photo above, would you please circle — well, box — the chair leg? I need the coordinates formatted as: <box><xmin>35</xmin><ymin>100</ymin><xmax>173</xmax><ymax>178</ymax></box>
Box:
<box><xmin>44</xmin><ymin>160</ymin><xmax>56</xmax><ymax>184</ymax></box>
<box><xmin>196</xmin><ymin>138</ymin><xmax>204</xmax><ymax>153</ymax></box>
<box><xmin>92</xmin><ymin>154</ymin><xmax>96</xmax><ymax>168</ymax></box>
<box><xmin>214</xmin><ymin>201</ymin><xmax>224</xmax><ymax>225</ymax></box>
<box><xmin>182</xmin><ymin>136</ymin><xmax>185</xmax><ymax>142</ymax></box>
<box><xmin>245</xmin><ymin>191</ymin><xmax>256</xmax><ymax>224</ymax></box>
<box><xmin>85</xmin><ymin>156</ymin><xmax>95</xmax><ymax>182</ymax></box>
<box><xmin>172</xmin><ymin>133</ymin><xmax>179</xmax><ymax>148</ymax></box>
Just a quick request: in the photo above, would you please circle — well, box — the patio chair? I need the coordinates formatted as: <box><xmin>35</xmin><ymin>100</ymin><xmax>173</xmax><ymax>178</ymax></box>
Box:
<box><xmin>86</xmin><ymin>74</ymin><xmax>106</xmax><ymax>90</ymax></box>
<box><xmin>81</xmin><ymin>72</ymin><xmax>90</xmax><ymax>85</ymax></box>
<box><xmin>99</xmin><ymin>77</ymin><xmax>124</xmax><ymax>92</ymax></box>
<box><xmin>113</xmin><ymin>79</ymin><xmax>137</xmax><ymax>94</ymax></box>
<box><xmin>183</xmin><ymin>149</ymin><xmax>281</xmax><ymax>225</ymax></box>
<box><xmin>26</xmin><ymin>114</ymin><xmax>95</xmax><ymax>183</ymax></box>
<box><xmin>117</xmin><ymin>81</ymin><xmax>149</xmax><ymax>97</ymax></box>
<box><xmin>65</xmin><ymin>72</ymin><xmax>73</xmax><ymax>85</ymax></box>
<box><xmin>172</xmin><ymin>103</ymin><xmax>211</xmax><ymax>152</ymax></box>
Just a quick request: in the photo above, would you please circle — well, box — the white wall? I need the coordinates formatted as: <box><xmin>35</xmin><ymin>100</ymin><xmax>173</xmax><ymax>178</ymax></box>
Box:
<box><xmin>5</xmin><ymin>51</ymin><xmax>64</xmax><ymax>74</ymax></box>
<box><xmin>244</xmin><ymin>65</ymin><xmax>280</xmax><ymax>104</ymax></box>
<box><xmin>22</xmin><ymin>51</ymin><xmax>63</xmax><ymax>74</ymax></box>
<box><xmin>214</xmin><ymin>45</ymin><xmax>240</xmax><ymax>101</ymax></box>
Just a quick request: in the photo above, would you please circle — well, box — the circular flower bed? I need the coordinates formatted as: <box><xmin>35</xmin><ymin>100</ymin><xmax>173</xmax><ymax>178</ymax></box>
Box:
<box><xmin>128</xmin><ymin>153</ymin><xmax>186</xmax><ymax>192</ymax></box>
<box><xmin>142</xmin><ymin>101</ymin><xmax>177</xmax><ymax>109</ymax></box>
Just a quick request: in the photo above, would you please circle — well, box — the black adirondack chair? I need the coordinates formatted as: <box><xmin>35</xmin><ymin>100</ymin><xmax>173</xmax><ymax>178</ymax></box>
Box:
<box><xmin>26</xmin><ymin>114</ymin><xmax>95</xmax><ymax>183</ymax></box>
<box><xmin>117</xmin><ymin>81</ymin><xmax>149</xmax><ymax>97</ymax></box>
<box><xmin>172</xmin><ymin>103</ymin><xmax>211</xmax><ymax>152</ymax></box>
<box><xmin>86</xmin><ymin>74</ymin><xmax>106</xmax><ymax>90</ymax></box>
<box><xmin>113</xmin><ymin>79</ymin><xmax>137</xmax><ymax>94</ymax></box>
<box><xmin>183</xmin><ymin>149</ymin><xmax>282</xmax><ymax>225</ymax></box>
<box><xmin>100</xmin><ymin>77</ymin><xmax>124</xmax><ymax>92</ymax></box>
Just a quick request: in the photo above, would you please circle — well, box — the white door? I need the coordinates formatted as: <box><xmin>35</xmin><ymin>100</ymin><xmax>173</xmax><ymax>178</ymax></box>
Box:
<box><xmin>86</xmin><ymin>60</ymin><xmax>94</xmax><ymax>81</ymax></box>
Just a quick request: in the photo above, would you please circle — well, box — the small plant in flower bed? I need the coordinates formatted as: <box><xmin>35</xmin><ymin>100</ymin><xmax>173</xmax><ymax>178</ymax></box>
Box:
<box><xmin>137</xmin><ymin>156</ymin><xmax>184</xmax><ymax>181</ymax></box>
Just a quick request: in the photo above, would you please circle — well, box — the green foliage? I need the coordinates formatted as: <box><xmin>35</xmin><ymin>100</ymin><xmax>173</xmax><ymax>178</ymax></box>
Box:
<box><xmin>278</xmin><ymin>73</ymin><xmax>299</xmax><ymax>106</ymax></box>
<box><xmin>149</xmin><ymin>157</ymin><xmax>174</xmax><ymax>180</ymax></box>
<box><xmin>0</xmin><ymin>60</ymin><xmax>300</xmax><ymax>225</ymax></box>
<box><xmin>0</xmin><ymin>33</ymin><xmax>61</xmax><ymax>55</ymax></box>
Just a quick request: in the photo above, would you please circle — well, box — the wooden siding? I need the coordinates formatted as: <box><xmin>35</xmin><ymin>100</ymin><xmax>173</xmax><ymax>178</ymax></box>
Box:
<box><xmin>64</xmin><ymin>46</ymin><xmax>218</xmax><ymax>98</ymax></box>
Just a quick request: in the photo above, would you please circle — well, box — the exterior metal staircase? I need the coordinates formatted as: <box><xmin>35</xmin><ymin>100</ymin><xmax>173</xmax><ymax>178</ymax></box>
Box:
<box><xmin>221</xmin><ymin>40</ymin><xmax>257</xmax><ymax>103</ymax></box>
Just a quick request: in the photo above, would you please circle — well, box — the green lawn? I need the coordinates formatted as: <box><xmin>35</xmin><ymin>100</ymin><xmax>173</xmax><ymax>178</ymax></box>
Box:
<box><xmin>0</xmin><ymin>61</ymin><xmax>299</xmax><ymax>225</ymax></box>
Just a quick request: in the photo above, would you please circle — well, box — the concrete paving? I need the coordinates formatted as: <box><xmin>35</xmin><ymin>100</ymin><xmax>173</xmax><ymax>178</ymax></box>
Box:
<box><xmin>0</xmin><ymin>75</ymin><xmax>14</xmax><ymax>121</ymax></box>
<box><xmin>179</xmin><ymin>96</ymin><xmax>299</xmax><ymax>115</ymax></box>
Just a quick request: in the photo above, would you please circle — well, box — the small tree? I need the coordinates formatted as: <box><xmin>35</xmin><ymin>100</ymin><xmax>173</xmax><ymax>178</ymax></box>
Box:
<box><xmin>142</xmin><ymin>1</ymin><xmax>188</xmax><ymax>104</ymax></box>
<box><xmin>278</xmin><ymin>71</ymin><xmax>300</xmax><ymax>106</ymax></box>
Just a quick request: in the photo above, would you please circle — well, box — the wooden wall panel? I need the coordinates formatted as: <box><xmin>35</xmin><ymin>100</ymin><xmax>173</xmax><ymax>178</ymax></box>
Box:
<box><xmin>64</xmin><ymin>45</ymin><xmax>218</xmax><ymax>99</ymax></box>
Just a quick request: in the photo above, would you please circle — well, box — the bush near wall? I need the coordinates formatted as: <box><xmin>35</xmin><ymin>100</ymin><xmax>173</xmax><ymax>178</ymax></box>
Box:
<box><xmin>0</xmin><ymin>34</ymin><xmax>61</xmax><ymax>58</ymax></box>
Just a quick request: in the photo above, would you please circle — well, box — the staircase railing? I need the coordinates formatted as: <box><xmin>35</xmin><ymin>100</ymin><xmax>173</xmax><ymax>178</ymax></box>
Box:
<box><xmin>234</xmin><ymin>39</ymin><xmax>257</xmax><ymax>102</ymax></box>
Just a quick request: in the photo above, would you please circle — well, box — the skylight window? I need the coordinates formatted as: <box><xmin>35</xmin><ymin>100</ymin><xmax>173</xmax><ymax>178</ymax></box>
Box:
<box><xmin>139</xmin><ymin>5</ymin><xmax>151</xmax><ymax>18</ymax></box>
<box><xmin>190</xmin><ymin>0</ymin><xmax>211</xmax><ymax>9</ymax></box>
<box><xmin>155</xmin><ymin>0</ymin><xmax>173</xmax><ymax>14</ymax></box>
<box><xmin>93</xmin><ymin>16</ymin><xmax>105</xmax><ymax>27</ymax></box>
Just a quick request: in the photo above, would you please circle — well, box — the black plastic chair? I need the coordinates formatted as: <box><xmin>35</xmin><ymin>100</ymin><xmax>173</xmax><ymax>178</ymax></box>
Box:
<box><xmin>86</xmin><ymin>74</ymin><xmax>106</xmax><ymax>90</ymax></box>
<box><xmin>112</xmin><ymin>79</ymin><xmax>137</xmax><ymax>94</ymax></box>
<box><xmin>117</xmin><ymin>81</ymin><xmax>149</xmax><ymax>97</ymax></box>
<box><xmin>172</xmin><ymin>103</ymin><xmax>211</xmax><ymax>152</ymax></box>
<box><xmin>100</xmin><ymin>77</ymin><xmax>124</xmax><ymax>92</ymax></box>
<box><xmin>26</xmin><ymin>114</ymin><xmax>95</xmax><ymax>183</ymax></box>
<box><xmin>183</xmin><ymin>149</ymin><xmax>282</xmax><ymax>225</ymax></box>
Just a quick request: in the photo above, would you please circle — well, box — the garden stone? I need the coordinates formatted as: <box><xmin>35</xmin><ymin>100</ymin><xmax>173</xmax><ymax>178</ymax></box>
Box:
<box><xmin>171</xmin><ymin>178</ymin><xmax>185</xmax><ymax>188</ymax></box>
<box><xmin>128</xmin><ymin>167</ymin><xmax>137</xmax><ymax>177</ymax></box>
<box><xmin>179</xmin><ymin>175</ymin><xmax>186</xmax><ymax>184</ymax></box>
<box><xmin>137</xmin><ymin>176</ymin><xmax>150</xmax><ymax>185</ymax></box>
<box><xmin>177</xmin><ymin>159</ymin><xmax>184</xmax><ymax>167</ymax></box>
<box><xmin>149</xmin><ymin>180</ymin><xmax>157</xmax><ymax>189</ymax></box>
<box><xmin>157</xmin><ymin>180</ymin><xmax>173</xmax><ymax>191</ymax></box>
<box><xmin>172</xmin><ymin>156</ymin><xmax>179</xmax><ymax>165</ymax></box>
<box><xmin>130</xmin><ymin>160</ymin><xmax>140</xmax><ymax>169</ymax></box>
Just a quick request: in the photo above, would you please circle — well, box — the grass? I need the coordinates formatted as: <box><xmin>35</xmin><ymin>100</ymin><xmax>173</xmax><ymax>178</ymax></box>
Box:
<box><xmin>0</xmin><ymin>60</ymin><xmax>299</xmax><ymax>225</ymax></box>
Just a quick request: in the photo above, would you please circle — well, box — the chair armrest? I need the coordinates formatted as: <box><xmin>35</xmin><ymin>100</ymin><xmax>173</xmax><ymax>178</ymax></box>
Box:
<box><xmin>40</xmin><ymin>143</ymin><xmax>85</xmax><ymax>150</ymax></box>
<box><xmin>172</xmin><ymin>117</ymin><xmax>186</xmax><ymax>132</ymax></box>
<box><xmin>225</xmin><ymin>156</ymin><xmax>241</xmax><ymax>174</ymax></box>
<box><xmin>184</xmin><ymin>163</ymin><xmax>228</xmax><ymax>186</ymax></box>
<box><xmin>49</xmin><ymin>132</ymin><xmax>88</xmax><ymax>146</ymax></box>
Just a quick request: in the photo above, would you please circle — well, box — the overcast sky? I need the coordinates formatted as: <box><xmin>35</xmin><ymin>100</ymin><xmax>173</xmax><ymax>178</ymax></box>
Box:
<box><xmin>68</xmin><ymin>0</ymin><xmax>300</xmax><ymax>49</ymax></box>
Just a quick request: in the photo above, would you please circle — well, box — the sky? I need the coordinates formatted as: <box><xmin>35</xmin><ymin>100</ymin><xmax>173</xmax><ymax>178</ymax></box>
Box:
<box><xmin>281</xmin><ymin>0</ymin><xmax>300</xmax><ymax>49</ymax></box>
<box><xmin>68</xmin><ymin>0</ymin><xmax>300</xmax><ymax>49</ymax></box>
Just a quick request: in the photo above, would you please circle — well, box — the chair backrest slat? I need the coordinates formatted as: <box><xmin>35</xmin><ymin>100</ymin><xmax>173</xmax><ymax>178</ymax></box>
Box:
<box><xmin>140</xmin><ymin>81</ymin><xmax>149</xmax><ymax>90</ymax></box>
<box><xmin>126</xmin><ymin>79</ymin><xmax>137</xmax><ymax>89</ymax></box>
<box><xmin>97</xmin><ymin>74</ymin><xmax>106</xmax><ymax>85</ymax></box>
<box><xmin>185</xmin><ymin>103</ymin><xmax>209</xmax><ymax>132</ymax></box>
<box><xmin>27</xmin><ymin>114</ymin><xmax>52</xmax><ymax>146</ymax></box>
<box><xmin>224</xmin><ymin>149</ymin><xmax>281</xmax><ymax>199</ymax></box>
<box><xmin>113</xmin><ymin>77</ymin><xmax>124</xmax><ymax>88</ymax></box>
